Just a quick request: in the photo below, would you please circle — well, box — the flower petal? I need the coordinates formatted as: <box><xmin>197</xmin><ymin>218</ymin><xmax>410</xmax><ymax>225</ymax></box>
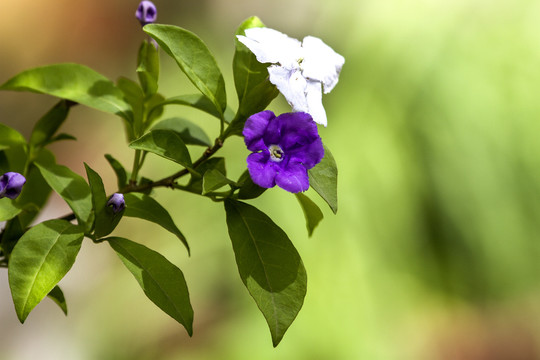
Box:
<box><xmin>268</xmin><ymin>66</ymin><xmax>308</xmax><ymax>112</ymax></box>
<box><xmin>275</xmin><ymin>161</ymin><xmax>309</xmax><ymax>193</ymax></box>
<box><xmin>301</xmin><ymin>36</ymin><xmax>345</xmax><ymax>94</ymax></box>
<box><xmin>266</xmin><ymin>112</ymin><xmax>319</xmax><ymax>151</ymax></box>
<box><xmin>247</xmin><ymin>152</ymin><xmax>277</xmax><ymax>189</ymax></box>
<box><xmin>237</xmin><ymin>27</ymin><xmax>302</xmax><ymax>68</ymax></box>
<box><xmin>305</xmin><ymin>80</ymin><xmax>327</xmax><ymax>126</ymax></box>
<box><xmin>243</xmin><ymin>110</ymin><xmax>275</xmax><ymax>151</ymax></box>
<box><xmin>289</xmin><ymin>136</ymin><xmax>324</xmax><ymax>169</ymax></box>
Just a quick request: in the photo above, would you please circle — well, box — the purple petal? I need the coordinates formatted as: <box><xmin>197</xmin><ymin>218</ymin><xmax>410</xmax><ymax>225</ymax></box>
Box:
<box><xmin>275</xmin><ymin>161</ymin><xmax>310</xmax><ymax>193</ymax></box>
<box><xmin>266</xmin><ymin>112</ymin><xmax>319</xmax><ymax>151</ymax></box>
<box><xmin>0</xmin><ymin>172</ymin><xmax>26</xmax><ymax>199</ymax></box>
<box><xmin>136</xmin><ymin>1</ymin><xmax>157</xmax><ymax>25</ymax></box>
<box><xmin>289</xmin><ymin>136</ymin><xmax>324</xmax><ymax>169</ymax></box>
<box><xmin>107</xmin><ymin>193</ymin><xmax>126</xmax><ymax>214</ymax></box>
<box><xmin>243</xmin><ymin>110</ymin><xmax>275</xmax><ymax>152</ymax></box>
<box><xmin>246</xmin><ymin>152</ymin><xmax>277</xmax><ymax>189</ymax></box>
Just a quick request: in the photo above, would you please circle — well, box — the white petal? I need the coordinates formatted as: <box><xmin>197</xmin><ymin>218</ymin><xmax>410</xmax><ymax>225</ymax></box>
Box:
<box><xmin>305</xmin><ymin>80</ymin><xmax>327</xmax><ymax>126</ymax></box>
<box><xmin>268</xmin><ymin>66</ymin><xmax>308</xmax><ymax>112</ymax></box>
<box><xmin>236</xmin><ymin>27</ymin><xmax>302</xmax><ymax>69</ymax></box>
<box><xmin>301</xmin><ymin>36</ymin><xmax>345</xmax><ymax>94</ymax></box>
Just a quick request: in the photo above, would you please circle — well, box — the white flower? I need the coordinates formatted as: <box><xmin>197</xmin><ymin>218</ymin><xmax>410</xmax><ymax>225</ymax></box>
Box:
<box><xmin>237</xmin><ymin>27</ymin><xmax>345</xmax><ymax>127</ymax></box>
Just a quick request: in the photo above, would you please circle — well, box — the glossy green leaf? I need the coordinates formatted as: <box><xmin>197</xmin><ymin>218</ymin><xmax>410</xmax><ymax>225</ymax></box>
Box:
<box><xmin>0</xmin><ymin>123</ymin><xmax>26</xmax><ymax>150</ymax></box>
<box><xmin>107</xmin><ymin>237</ymin><xmax>193</xmax><ymax>335</ymax></box>
<box><xmin>295</xmin><ymin>193</ymin><xmax>324</xmax><ymax>237</ymax></box>
<box><xmin>144</xmin><ymin>24</ymin><xmax>227</xmax><ymax>115</ymax></box>
<box><xmin>137</xmin><ymin>40</ymin><xmax>159</xmax><ymax>96</ymax></box>
<box><xmin>228</xmin><ymin>17</ymin><xmax>279</xmax><ymax>137</ymax></box>
<box><xmin>224</xmin><ymin>200</ymin><xmax>307</xmax><ymax>347</ymax></box>
<box><xmin>104</xmin><ymin>154</ymin><xmax>128</xmax><ymax>190</ymax></box>
<box><xmin>0</xmin><ymin>63</ymin><xmax>132</xmax><ymax>121</ymax></box>
<box><xmin>29</xmin><ymin>100</ymin><xmax>74</xmax><ymax>147</ymax></box>
<box><xmin>35</xmin><ymin>162</ymin><xmax>93</xmax><ymax>228</ymax></box>
<box><xmin>202</xmin><ymin>169</ymin><xmax>233</xmax><ymax>195</ymax></box>
<box><xmin>8</xmin><ymin>219</ymin><xmax>84</xmax><ymax>323</ymax></box>
<box><xmin>129</xmin><ymin>129</ymin><xmax>192</xmax><ymax>168</ymax></box>
<box><xmin>149</xmin><ymin>94</ymin><xmax>222</xmax><ymax>122</ymax></box>
<box><xmin>85</xmin><ymin>164</ymin><xmax>123</xmax><ymax>238</ymax></box>
<box><xmin>0</xmin><ymin>198</ymin><xmax>22</xmax><ymax>221</ymax></box>
<box><xmin>47</xmin><ymin>285</ymin><xmax>68</xmax><ymax>316</ymax></box>
<box><xmin>236</xmin><ymin>170</ymin><xmax>267</xmax><ymax>200</ymax></box>
<box><xmin>123</xmin><ymin>193</ymin><xmax>189</xmax><ymax>254</ymax></box>
<box><xmin>152</xmin><ymin>117</ymin><xmax>211</xmax><ymax>147</ymax></box>
<box><xmin>186</xmin><ymin>157</ymin><xmax>225</xmax><ymax>194</ymax></box>
<box><xmin>308</xmin><ymin>145</ymin><xmax>338</xmax><ymax>214</ymax></box>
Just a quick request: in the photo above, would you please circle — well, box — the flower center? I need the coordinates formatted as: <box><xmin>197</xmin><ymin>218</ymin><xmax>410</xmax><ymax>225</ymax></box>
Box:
<box><xmin>268</xmin><ymin>144</ymin><xmax>284</xmax><ymax>162</ymax></box>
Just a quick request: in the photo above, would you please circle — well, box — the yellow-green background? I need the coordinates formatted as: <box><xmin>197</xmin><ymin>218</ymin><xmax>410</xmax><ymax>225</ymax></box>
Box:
<box><xmin>2</xmin><ymin>0</ymin><xmax>540</xmax><ymax>359</ymax></box>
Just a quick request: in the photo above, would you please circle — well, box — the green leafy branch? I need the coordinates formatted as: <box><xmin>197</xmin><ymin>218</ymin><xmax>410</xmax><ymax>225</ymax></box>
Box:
<box><xmin>0</xmin><ymin>16</ymin><xmax>338</xmax><ymax>347</ymax></box>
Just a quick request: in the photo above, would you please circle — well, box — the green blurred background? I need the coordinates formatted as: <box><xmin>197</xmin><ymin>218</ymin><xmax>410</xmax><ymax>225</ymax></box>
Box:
<box><xmin>2</xmin><ymin>0</ymin><xmax>540</xmax><ymax>359</ymax></box>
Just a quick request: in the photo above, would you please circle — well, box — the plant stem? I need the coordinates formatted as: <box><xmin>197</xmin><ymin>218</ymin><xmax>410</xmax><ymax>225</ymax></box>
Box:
<box><xmin>122</xmin><ymin>137</ymin><xmax>224</xmax><ymax>194</ymax></box>
<box><xmin>130</xmin><ymin>149</ymin><xmax>142</xmax><ymax>185</ymax></box>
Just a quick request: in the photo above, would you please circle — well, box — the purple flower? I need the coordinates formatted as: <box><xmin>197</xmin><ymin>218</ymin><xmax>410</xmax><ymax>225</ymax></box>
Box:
<box><xmin>107</xmin><ymin>193</ymin><xmax>125</xmax><ymax>214</ymax></box>
<box><xmin>243</xmin><ymin>111</ymin><xmax>324</xmax><ymax>193</ymax></box>
<box><xmin>0</xmin><ymin>172</ymin><xmax>26</xmax><ymax>200</ymax></box>
<box><xmin>135</xmin><ymin>1</ymin><xmax>157</xmax><ymax>26</ymax></box>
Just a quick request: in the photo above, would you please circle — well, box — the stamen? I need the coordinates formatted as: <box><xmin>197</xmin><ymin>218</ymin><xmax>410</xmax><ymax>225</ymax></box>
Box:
<box><xmin>269</xmin><ymin>144</ymin><xmax>284</xmax><ymax>162</ymax></box>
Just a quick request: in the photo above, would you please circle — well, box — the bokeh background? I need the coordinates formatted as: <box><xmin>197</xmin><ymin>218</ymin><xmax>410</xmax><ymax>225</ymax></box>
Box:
<box><xmin>2</xmin><ymin>0</ymin><xmax>540</xmax><ymax>359</ymax></box>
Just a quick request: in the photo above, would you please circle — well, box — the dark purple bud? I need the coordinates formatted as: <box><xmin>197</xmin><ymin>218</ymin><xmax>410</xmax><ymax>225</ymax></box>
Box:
<box><xmin>0</xmin><ymin>172</ymin><xmax>26</xmax><ymax>200</ymax></box>
<box><xmin>107</xmin><ymin>193</ymin><xmax>125</xmax><ymax>214</ymax></box>
<box><xmin>135</xmin><ymin>1</ymin><xmax>157</xmax><ymax>26</ymax></box>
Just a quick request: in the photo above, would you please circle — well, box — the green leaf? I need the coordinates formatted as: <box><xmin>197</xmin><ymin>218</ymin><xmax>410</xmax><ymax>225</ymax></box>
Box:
<box><xmin>85</xmin><ymin>164</ymin><xmax>123</xmax><ymax>238</ymax></box>
<box><xmin>229</xmin><ymin>16</ymin><xmax>279</xmax><ymax>137</ymax></box>
<box><xmin>16</xmin><ymin>149</ymin><xmax>54</xmax><ymax>227</ymax></box>
<box><xmin>0</xmin><ymin>198</ymin><xmax>22</xmax><ymax>221</ymax></box>
<box><xmin>123</xmin><ymin>193</ymin><xmax>189</xmax><ymax>254</ymax></box>
<box><xmin>8</xmin><ymin>219</ymin><xmax>84</xmax><ymax>323</ymax></box>
<box><xmin>152</xmin><ymin>117</ymin><xmax>211</xmax><ymax>147</ymax></box>
<box><xmin>117</xmin><ymin>76</ymin><xmax>143</xmax><ymax>132</ymax></box>
<box><xmin>295</xmin><ymin>193</ymin><xmax>324</xmax><ymax>237</ymax></box>
<box><xmin>308</xmin><ymin>145</ymin><xmax>338</xmax><ymax>214</ymax></box>
<box><xmin>46</xmin><ymin>133</ymin><xmax>77</xmax><ymax>144</ymax></box>
<box><xmin>0</xmin><ymin>123</ymin><xmax>26</xmax><ymax>151</ymax></box>
<box><xmin>0</xmin><ymin>146</ymin><xmax>27</xmax><ymax>175</ymax></box>
<box><xmin>224</xmin><ymin>200</ymin><xmax>307</xmax><ymax>347</ymax></box>
<box><xmin>236</xmin><ymin>170</ymin><xmax>267</xmax><ymax>200</ymax></box>
<box><xmin>149</xmin><ymin>94</ymin><xmax>222</xmax><ymax>120</ymax></box>
<box><xmin>202</xmin><ymin>169</ymin><xmax>233</xmax><ymax>195</ymax></box>
<box><xmin>47</xmin><ymin>285</ymin><xmax>68</xmax><ymax>316</ymax></box>
<box><xmin>35</xmin><ymin>162</ymin><xmax>93</xmax><ymax>228</ymax></box>
<box><xmin>137</xmin><ymin>40</ymin><xmax>160</xmax><ymax>96</ymax></box>
<box><xmin>107</xmin><ymin>237</ymin><xmax>193</xmax><ymax>335</ymax></box>
<box><xmin>0</xmin><ymin>63</ymin><xmax>132</xmax><ymax>121</ymax></box>
<box><xmin>104</xmin><ymin>154</ymin><xmax>128</xmax><ymax>190</ymax></box>
<box><xmin>129</xmin><ymin>129</ymin><xmax>192</xmax><ymax>168</ymax></box>
<box><xmin>186</xmin><ymin>157</ymin><xmax>225</xmax><ymax>194</ymax></box>
<box><xmin>29</xmin><ymin>100</ymin><xmax>74</xmax><ymax>147</ymax></box>
<box><xmin>144</xmin><ymin>24</ymin><xmax>227</xmax><ymax>116</ymax></box>
<box><xmin>1</xmin><ymin>216</ymin><xmax>24</xmax><ymax>256</ymax></box>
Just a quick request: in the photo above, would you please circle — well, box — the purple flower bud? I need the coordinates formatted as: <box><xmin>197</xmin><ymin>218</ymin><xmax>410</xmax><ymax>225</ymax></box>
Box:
<box><xmin>0</xmin><ymin>172</ymin><xmax>26</xmax><ymax>200</ymax></box>
<box><xmin>107</xmin><ymin>193</ymin><xmax>125</xmax><ymax>214</ymax></box>
<box><xmin>135</xmin><ymin>1</ymin><xmax>157</xmax><ymax>26</ymax></box>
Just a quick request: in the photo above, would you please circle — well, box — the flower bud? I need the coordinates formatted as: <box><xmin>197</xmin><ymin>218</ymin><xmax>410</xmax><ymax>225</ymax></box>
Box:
<box><xmin>0</xmin><ymin>172</ymin><xmax>26</xmax><ymax>200</ymax></box>
<box><xmin>107</xmin><ymin>193</ymin><xmax>125</xmax><ymax>214</ymax></box>
<box><xmin>135</xmin><ymin>1</ymin><xmax>157</xmax><ymax>26</ymax></box>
